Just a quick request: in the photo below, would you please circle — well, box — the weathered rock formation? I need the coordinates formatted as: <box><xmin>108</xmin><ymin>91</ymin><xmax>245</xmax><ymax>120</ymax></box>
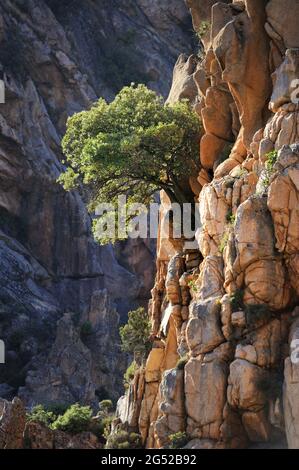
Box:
<box><xmin>0</xmin><ymin>1</ymin><xmax>194</xmax><ymax>404</ymax></box>
<box><xmin>117</xmin><ymin>0</ymin><xmax>299</xmax><ymax>450</ymax></box>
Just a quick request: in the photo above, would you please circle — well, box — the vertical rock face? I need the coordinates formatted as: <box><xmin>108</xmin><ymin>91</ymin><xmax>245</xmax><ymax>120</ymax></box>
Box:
<box><xmin>118</xmin><ymin>0</ymin><xmax>299</xmax><ymax>449</ymax></box>
<box><xmin>0</xmin><ymin>397</ymin><xmax>25</xmax><ymax>449</ymax></box>
<box><xmin>0</xmin><ymin>1</ymin><xmax>194</xmax><ymax>403</ymax></box>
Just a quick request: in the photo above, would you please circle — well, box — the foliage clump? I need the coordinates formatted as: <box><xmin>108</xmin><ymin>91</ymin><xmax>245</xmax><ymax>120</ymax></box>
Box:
<box><xmin>58</xmin><ymin>84</ymin><xmax>201</xmax><ymax>244</ymax></box>
<box><xmin>219</xmin><ymin>231</ymin><xmax>229</xmax><ymax>254</ymax></box>
<box><xmin>27</xmin><ymin>405</ymin><xmax>57</xmax><ymax>427</ymax></box>
<box><xmin>50</xmin><ymin>404</ymin><xmax>92</xmax><ymax>435</ymax></box>
<box><xmin>26</xmin><ymin>401</ymin><xmax>118</xmax><ymax>443</ymax></box>
<box><xmin>124</xmin><ymin>361</ymin><xmax>139</xmax><ymax>387</ymax></box>
<box><xmin>168</xmin><ymin>431</ymin><xmax>189</xmax><ymax>449</ymax></box>
<box><xmin>188</xmin><ymin>279</ymin><xmax>199</xmax><ymax>293</ymax></box>
<box><xmin>265</xmin><ymin>150</ymin><xmax>278</xmax><ymax>173</ymax></box>
<box><xmin>106</xmin><ymin>430</ymin><xmax>142</xmax><ymax>449</ymax></box>
<box><xmin>119</xmin><ymin>307</ymin><xmax>151</xmax><ymax>358</ymax></box>
<box><xmin>99</xmin><ymin>399</ymin><xmax>113</xmax><ymax>413</ymax></box>
<box><xmin>197</xmin><ymin>21</ymin><xmax>211</xmax><ymax>37</ymax></box>
<box><xmin>258</xmin><ymin>150</ymin><xmax>279</xmax><ymax>191</ymax></box>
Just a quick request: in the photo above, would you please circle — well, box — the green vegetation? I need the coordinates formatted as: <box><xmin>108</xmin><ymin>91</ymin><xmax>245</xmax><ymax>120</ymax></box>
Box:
<box><xmin>226</xmin><ymin>210</ymin><xmax>236</xmax><ymax>225</ymax></box>
<box><xmin>27</xmin><ymin>405</ymin><xmax>57</xmax><ymax>427</ymax></box>
<box><xmin>168</xmin><ymin>431</ymin><xmax>189</xmax><ymax>449</ymax></box>
<box><xmin>99</xmin><ymin>399</ymin><xmax>113</xmax><ymax>413</ymax></box>
<box><xmin>58</xmin><ymin>84</ymin><xmax>201</xmax><ymax>244</ymax></box>
<box><xmin>265</xmin><ymin>150</ymin><xmax>278</xmax><ymax>172</ymax></box>
<box><xmin>220</xmin><ymin>209</ymin><xmax>236</xmax><ymax>254</ymax></box>
<box><xmin>188</xmin><ymin>279</ymin><xmax>198</xmax><ymax>293</ymax></box>
<box><xmin>50</xmin><ymin>404</ymin><xmax>92</xmax><ymax>435</ymax></box>
<box><xmin>124</xmin><ymin>361</ymin><xmax>139</xmax><ymax>387</ymax></box>
<box><xmin>219</xmin><ymin>231</ymin><xmax>229</xmax><ymax>254</ymax></box>
<box><xmin>197</xmin><ymin>21</ymin><xmax>211</xmax><ymax>37</ymax></box>
<box><xmin>26</xmin><ymin>401</ymin><xmax>117</xmax><ymax>443</ymax></box>
<box><xmin>106</xmin><ymin>430</ymin><xmax>142</xmax><ymax>449</ymax></box>
<box><xmin>119</xmin><ymin>307</ymin><xmax>151</xmax><ymax>358</ymax></box>
<box><xmin>258</xmin><ymin>150</ymin><xmax>279</xmax><ymax>192</ymax></box>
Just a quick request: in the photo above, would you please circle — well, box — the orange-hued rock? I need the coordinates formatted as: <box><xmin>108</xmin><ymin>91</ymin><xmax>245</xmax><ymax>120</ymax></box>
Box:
<box><xmin>185</xmin><ymin>353</ymin><xmax>228</xmax><ymax>440</ymax></box>
<box><xmin>139</xmin><ymin>381</ymin><xmax>160</xmax><ymax>445</ymax></box>
<box><xmin>116</xmin><ymin>0</ymin><xmax>299</xmax><ymax>450</ymax></box>
<box><xmin>233</xmin><ymin>197</ymin><xmax>291</xmax><ymax>310</ymax></box>
<box><xmin>213</xmin><ymin>0</ymin><xmax>271</xmax><ymax>150</ymax></box>
<box><xmin>202</xmin><ymin>86</ymin><xmax>234</xmax><ymax>141</ymax></box>
<box><xmin>145</xmin><ymin>348</ymin><xmax>165</xmax><ymax>383</ymax></box>
<box><xmin>227</xmin><ymin>359</ymin><xmax>271</xmax><ymax>412</ymax></box>
<box><xmin>186</xmin><ymin>0</ymin><xmax>231</xmax><ymax>51</ymax></box>
<box><xmin>200</xmin><ymin>133</ymin><xmax>229</xmax><ymax>169</ymax></box>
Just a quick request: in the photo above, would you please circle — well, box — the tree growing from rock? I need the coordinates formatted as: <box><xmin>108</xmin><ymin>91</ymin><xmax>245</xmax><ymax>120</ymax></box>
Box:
<box><xmin>119</xmin><ymin>307</ymin><xmax>151</xmax><ymax>360</ymax></box>
<box><xmin>58</xmin><ymin>84</ymin><xmax>201</xmax><ymax>244</ymax></box>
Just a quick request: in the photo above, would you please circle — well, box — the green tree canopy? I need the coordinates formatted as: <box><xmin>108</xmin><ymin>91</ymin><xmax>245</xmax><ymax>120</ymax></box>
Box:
<box><xmin>119</xmin><ymin>307</ymin><xmax>151</xmax><ymax>359</ymax></box>
<box><xmin>59</xmin><ymin>84</ymin><xmax>201</xmax><ymax>243</ymax></box>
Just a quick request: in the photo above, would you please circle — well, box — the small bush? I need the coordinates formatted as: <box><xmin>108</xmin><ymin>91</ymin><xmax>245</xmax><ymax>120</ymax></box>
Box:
<box><xmin>129</xmin><ymin>432</ymin><xmax>142</xmax><ymax>445</ymax></box>
<box><xmin>188</xmin><ymin>279</ymin><xmax>198</xmax><ymax>293</ymax></box>
<box><xmin>106</xmin><ymin>430</ymin><xmax>142</xmax><ymax>449</ymax></box>
<box><xmin>265</xmin><ymin>150</ymin><xmax>278</xmax><ymax>172</ymax></box>
<box><xmin>27</xmin><ymin>405</ymin><xmax>56</xmax><ymax>426</ymax></box>
<box><xmin>89</xmin><ymin>414</ymin><xmax>114</xmax><ymax>439</ymax></box>
<box><xmin>197</xmin><ymin>21</ymin><xmax>210</xmax><ymax>37</ymax></box>
<box><xmin>226</xmin><ymin>210</ymin><xmax>236</xmax><ymax>225</ymax></box>
<box><xmin>168</xmin><ymin>431</ymin><xmax>189</xmax><ymax>449</ymax></box>
<box><xmin>51</xmin><ymin>404</ymin><xmax>92</xmax><ymax>435</ymax></box>
<box><xmin>102</xmin><ymin>416</ymin><xmax>114</xmax><ymax>440</ymax></box>
<box><xmin>99</xmin><ymin>399</ymin><xmax>113</xmax><ymax>413</ymax></box>
<box><xmin>219</xmin><ymin>231</ymin><xmax>229</xmax><ymax>254</ymax></box>
<box><xmin>118</xmin><ymin>441</ymin><xmax>130</xmax><ymax>449</ymax></box>
<box><xmin>120</xmin><ymin>307</ymin><xmax>151</xmax><ymax>357</ymax></box>
<box><xmin>124</xmin><ymin>361</ymin><xmax>138</xmax><ymax>387</ymax></box>
<box><xmin>258</xmin><ymin>150</ymin><xmax>279</xmax><ymax>193</ymax></box>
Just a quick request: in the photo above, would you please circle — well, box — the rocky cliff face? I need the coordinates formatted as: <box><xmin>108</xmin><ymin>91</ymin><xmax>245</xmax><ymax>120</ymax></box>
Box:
<box><xmin>0</xmin><ymin>0</ymin><xmax>194</xmax><ymax>404</ymax></box>
<box><xmin>117</xmin><ymin>0</ymin><xmax>299</xmax><ymax>449</ymax></box>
